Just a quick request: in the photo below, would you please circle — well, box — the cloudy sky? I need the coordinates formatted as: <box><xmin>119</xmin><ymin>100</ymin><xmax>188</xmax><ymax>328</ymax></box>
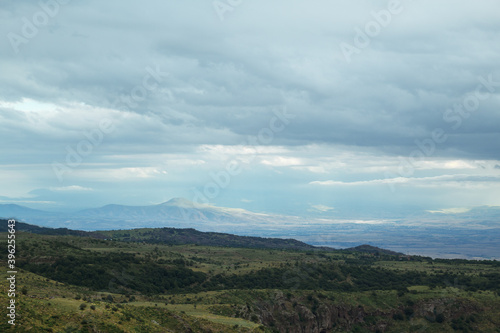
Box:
<box><xmin>1</xmin><ymin>0</ymin><xmax>500</xmax><ymax>219</ymax></box>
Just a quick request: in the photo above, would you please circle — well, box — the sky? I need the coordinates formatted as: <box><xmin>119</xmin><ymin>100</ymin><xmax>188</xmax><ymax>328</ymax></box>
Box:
<box><xmin>1</xmin><ymin>0</ymin><xmax>500</xmax><ymax>219</ymax></box>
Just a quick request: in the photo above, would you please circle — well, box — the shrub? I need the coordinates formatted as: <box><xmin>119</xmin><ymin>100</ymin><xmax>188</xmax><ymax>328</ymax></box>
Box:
<box><xmin>393</xmin><ymin>313</ymin><xmax>404</xmax><ymax>321</ymax></box>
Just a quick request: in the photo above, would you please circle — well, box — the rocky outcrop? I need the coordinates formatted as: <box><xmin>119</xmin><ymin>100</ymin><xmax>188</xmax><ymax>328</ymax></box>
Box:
<box><xmin>230</xmin><ymin>292</ymin><xmax>483</xmax><ymax>333</ymax></box>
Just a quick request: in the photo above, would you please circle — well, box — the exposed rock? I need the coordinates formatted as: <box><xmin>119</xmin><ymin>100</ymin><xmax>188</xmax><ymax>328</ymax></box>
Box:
<box><xmin>236</xmin><ymin>293</ymin><xmax>484</xmax><ymax>333</ymax></box>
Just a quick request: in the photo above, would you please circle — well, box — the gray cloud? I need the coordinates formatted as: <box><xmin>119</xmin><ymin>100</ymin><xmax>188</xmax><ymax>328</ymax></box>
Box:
<box><xmin>1</xmin><ymin>0</ymin><xmax>500</xmax><ymax>212</ymax></box>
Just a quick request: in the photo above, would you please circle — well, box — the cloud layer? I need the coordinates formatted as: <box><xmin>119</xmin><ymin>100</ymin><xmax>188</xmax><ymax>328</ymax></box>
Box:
<box><xmin>1</xmin><ymin>0</ymin><xmax>499</xmax><ymax>217</ymax></box>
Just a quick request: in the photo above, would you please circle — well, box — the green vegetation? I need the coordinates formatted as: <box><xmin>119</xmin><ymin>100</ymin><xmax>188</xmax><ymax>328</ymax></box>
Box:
<box><xmin>1</xmin><ymin>220</ymin><xmax>499</xmax><ymax>332</ymax></box>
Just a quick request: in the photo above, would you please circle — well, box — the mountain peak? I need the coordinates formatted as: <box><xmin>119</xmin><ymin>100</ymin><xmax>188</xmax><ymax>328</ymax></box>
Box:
<box><xmin>160</xmin><ymin>198</ymin><xmax>196</xmax><ymax>207</ymax></box>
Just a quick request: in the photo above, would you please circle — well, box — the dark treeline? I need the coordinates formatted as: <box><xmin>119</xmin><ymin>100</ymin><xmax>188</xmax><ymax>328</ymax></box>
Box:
<box><xmin>204</xmin><ymin>263</ymin><xmax>500</xmax><ymax>293</ymax></box>
<box><xmin>18</xmin><ymin>250</ymin><xmax>500</xmax><ymax>295</ymax></box>
<box><xmin>19</xmin><ymin>251</ymin><xmax>206</xmax><ymax>295</ymax></box>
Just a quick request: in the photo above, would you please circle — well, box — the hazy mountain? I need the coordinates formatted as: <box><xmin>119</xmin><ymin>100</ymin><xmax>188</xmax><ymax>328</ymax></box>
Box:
<box><xmin>1</xmin><ymin>200</ymin><xmax>499</xmax><ymax>259</ymax></box>
<box><xmin>73</xmin><ymin>198</ymin><xmax>276</xmax><ymax>230</ymax></box>
<box><xmin>0</xmin><ymin>203</ymin><xmax>59</xmax><ymax>219</ymax></box>
<box><xmin>0</xmin><ymin>198</ymin><xmax>277</xmax><ymax>232</ymax></box>
<box><xmin>78</xmin><ymin>198</ymin><xmax>242</xmax><ymax>220</ymax></box>
<box><xmin>3</xmin><ymin>199</ymin><xmax>500</xmax><ymax>230</ymax></box>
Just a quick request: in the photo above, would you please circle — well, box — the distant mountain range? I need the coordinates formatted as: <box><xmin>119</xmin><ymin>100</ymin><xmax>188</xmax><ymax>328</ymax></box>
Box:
<box><xmin>1</xmin><ymin>199</ymin><xmax>500</xmax><ymax>259</ymax></box>
<box><xmin>0</xmin><ymin>198</ymin><xmax>277</xmax><ymax>231</ymax></box>
<box><xmin>3</xmin><ymin>198</ymin><xmax>500</xmax><ymax>230</ymax></box>
<box><xmin>77</xmin><ymin>197</ymin><xmax>269</xmax><ymax>224</ymax></box>
<box><xmin>0</xmin><ymin>203</ymin><xmax>58</xmax><ymax>218</ymax></box>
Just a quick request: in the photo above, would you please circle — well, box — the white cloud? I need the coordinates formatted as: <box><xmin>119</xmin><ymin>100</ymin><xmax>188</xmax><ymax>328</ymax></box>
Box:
<box><xmin>310</xmin><ymin>204</ymin><xmax>334</xmax><ymax>212</ymax></box>
<box><xmin>411</xmin><ymin>160</ymin><xmax>478</xmax><ymax>170</ymax></box>
<box><xmin>293</xmin><ymin>166</ymin><xmax>329</xmax><ymax>174</ymax></box>
<box><xmin>310</xmin><ymin>174</ymin><xmax>500</xmax><ymax>188</ymax></box>
<box><xmin>427</xmin><ymin>208</ymin><xmax>471</xmax><ymax>214</ymax></box>
<box><xmin>198</xmin><ymin>145</ymin><xmax>288</xmax><ymax>156</ymax></box>
<box><xmin>310</xmin><ymin>177</ymin><xmax>410</xmax><ymax>186</ymax></box>
<box><xmin>261</xmin><ymin>156</ymin><xmax>303</xmax><ymax>167</ymax></box>
<box><xmin>0</xmin><ymin>200</ymin><xmax>57</xmax><ymax>205</ymax></box>
<box><xmin>50</xmin><ymin>186</ymin><xmax>93</xmax><ymax>192</ymax></box>
<box><xmin>72</xmin><ymin>167</ymin><xmax>168</xmax><ymax>180</ymax></box>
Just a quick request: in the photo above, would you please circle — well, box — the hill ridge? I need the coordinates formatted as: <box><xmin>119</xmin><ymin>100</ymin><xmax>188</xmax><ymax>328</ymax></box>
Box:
<box><xmin>1</xmin><ymin>219</ymin><xmax>400</xmax><ymax>254</ymax></box>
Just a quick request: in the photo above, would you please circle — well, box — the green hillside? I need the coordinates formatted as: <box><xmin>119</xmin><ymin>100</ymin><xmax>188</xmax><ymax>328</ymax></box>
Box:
<box><xmin>97</xmin><ymin>227</ymin><xmax>319</xmax><ymax>250</ymax></box>
<box><xmin>1</xmin><ymin>220</ymin><xmax>499</xmax><ymax>332</ymax></box>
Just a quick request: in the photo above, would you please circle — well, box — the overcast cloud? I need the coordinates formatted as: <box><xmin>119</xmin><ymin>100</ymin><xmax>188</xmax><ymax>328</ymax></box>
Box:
<box><xmin>1</xmin><ymin>0</ymin><xmax>499</xmax><ymax>218</ymax></box>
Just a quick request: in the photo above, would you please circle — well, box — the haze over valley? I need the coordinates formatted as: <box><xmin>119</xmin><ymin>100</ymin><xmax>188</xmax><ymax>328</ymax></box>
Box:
<box><xmin>2</xmin><ymin>198</ymin><xmax>499</xmax><ymax>260</ymax></box>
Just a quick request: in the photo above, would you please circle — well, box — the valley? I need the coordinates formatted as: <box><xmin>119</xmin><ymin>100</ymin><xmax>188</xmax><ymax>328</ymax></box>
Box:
<box><xmin>2</xmin><ymin>200</ymin><xmax>500</xmax><ymax>260</ymax></box>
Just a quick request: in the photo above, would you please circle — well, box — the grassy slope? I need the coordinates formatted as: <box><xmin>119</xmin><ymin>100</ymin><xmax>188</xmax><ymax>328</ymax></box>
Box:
<box><xmin>0</xmin><ymin>269</ymin><xmax>266</xmax><ymax>332</ymax></box>
<box><xmin>1</xmin><ymin>230</ymin><xmax>499</xmax><ymax>332</ymax></box>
